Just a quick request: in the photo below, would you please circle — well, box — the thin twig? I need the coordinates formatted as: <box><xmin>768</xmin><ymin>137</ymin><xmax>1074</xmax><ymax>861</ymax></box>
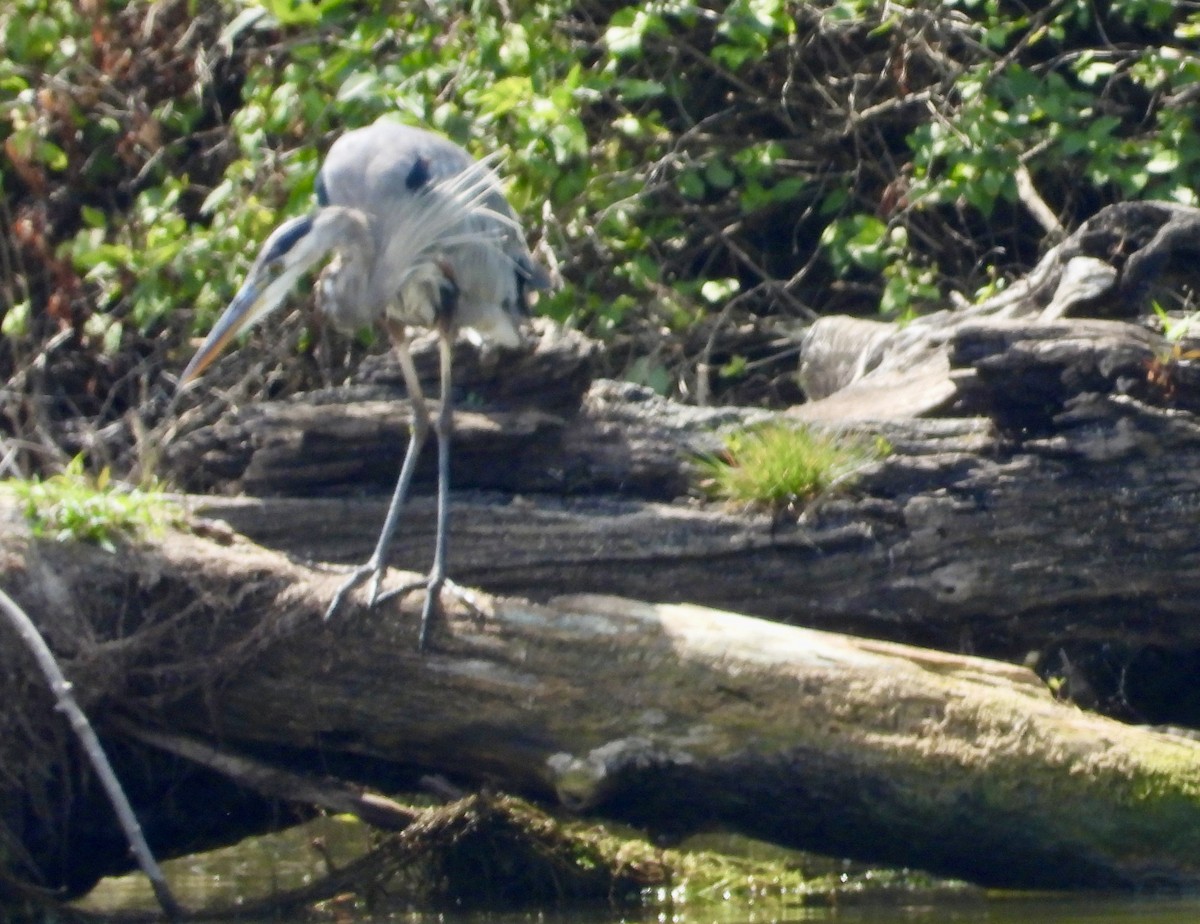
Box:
<box><xmin>0</xmin><ymin>587</ymin><xmax>183</xmax><ymax>920</ymax></box>
<box><xmin>1014</xmin><ymin>164</ymin><xmax>1065</xmax><ymax>239</ymax></box>
<box><xmin>112</xmin><ymin>719</ymin><xmax>418</xmax><ymax>831</ymax></box>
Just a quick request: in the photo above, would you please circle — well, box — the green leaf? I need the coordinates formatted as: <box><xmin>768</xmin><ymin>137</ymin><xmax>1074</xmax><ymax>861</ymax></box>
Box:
<box><xmin>704</xmin><ymin>159</ymin><xmax>736</xmax><ymax>190</ymax></box>
<box><xmin>337</xmin><ymin>72</ymin><xmax>382</xmax><ymax>103</ymax></box>
<box><xmin>604</xmin><ymin>7</ymin><xmax>667</xmax><ymax>57</ymax></box>
<box><xmin>821</xmin><ymin>214</ymin><xmax>889</xmax><ymax>274</ymax></box>
<box><xmin>1</xmin><ymin>301</ymin><xmax>31</xmax><ymax>338</ymax></box>
<box><xmin>615</xmin><ymin>78</ymin><xmax>666</xmax><ymax>101</ymax></box>
<box><xmin>677</xmin><ymin>169</ymin><xmax>706</xmax><ymax>200</ymax></box>
<box><xmin>80</xmin><ymin>206</ymin><xmax>107</xmax><ymax>229</ymax></box>
<box><xmin>1146</xmin><ymin>148</ymin><xmax>1181</xmax><ymax>174</ymax></box>
<box><xmin>719</xmin><ymin>354</ymin><xmax>748</xmax><ymax>379</ymax></box>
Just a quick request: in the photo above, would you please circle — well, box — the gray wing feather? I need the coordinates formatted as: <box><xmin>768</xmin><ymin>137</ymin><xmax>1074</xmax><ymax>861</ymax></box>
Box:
<box><xmin>317</xmin><ymin>119</ymin><xmax>542</xmax><ymax>342</ymax></box>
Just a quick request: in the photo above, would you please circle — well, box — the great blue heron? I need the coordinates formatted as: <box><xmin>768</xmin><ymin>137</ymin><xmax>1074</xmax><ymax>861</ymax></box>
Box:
<box><xmin>179</xmin><ymin>118</ymin><xmax>550</xmax><ymax>646</ymax></box>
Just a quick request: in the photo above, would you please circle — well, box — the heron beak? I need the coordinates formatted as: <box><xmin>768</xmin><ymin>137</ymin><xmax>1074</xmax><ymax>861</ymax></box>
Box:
<box><xmin>178</xmin><ymin>280</ymin><xmax>263</xmax><ymax>387</ymax></box>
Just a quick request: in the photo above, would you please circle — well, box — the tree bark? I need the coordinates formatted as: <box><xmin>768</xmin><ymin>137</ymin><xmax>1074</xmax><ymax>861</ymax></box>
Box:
<box><xmin>4</xmin><ymin>509</ymin><xmax>1200</xmax><ymax>895</ymax></box>
<box><xmin>179</xmin><ymin>317</ymin><xmax>1200</xmax><ymax>725</ymax></box>
<box><xmin>162</xmin><ymin>207</ymin><xmax>1200</xmax><ymax>729</ymax></box>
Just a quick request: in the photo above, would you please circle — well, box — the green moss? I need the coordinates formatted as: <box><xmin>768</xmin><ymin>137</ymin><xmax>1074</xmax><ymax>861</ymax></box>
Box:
<box><xmin>560</xmin><ymin>822</ymin><xmax>973</xmax><ymax>910</ymax></box>
<box><xmin>76</xmin><ymin>796</ymin><xmax>975</xmax><ymax>916</ymax></box>
<box><xmin>2</xmin><ymin>456</ymin><xmax>183</xmax><ymax>551</ymax></box>
<box><xmin>695</xmin><ymin>423</ymin><xmax>888</xmax><ymax>510</ymax></box>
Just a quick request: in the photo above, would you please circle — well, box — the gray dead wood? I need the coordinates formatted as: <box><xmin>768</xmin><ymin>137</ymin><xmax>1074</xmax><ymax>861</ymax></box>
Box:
<box><xmin>111</xmin><ymin>718</ymin><xmax>417</xmax><ymax>830</ymax></box>
<box><xmin>163</xmin><ymin>203</ymin><xmax>1200</xmax><ymax>725</ymax></box>
<box><xmin>186</xmin><ymin>318</ymin><xmax>1200</xmax><ymax>702</ymax></box>
<box><xmin>9</xmin><ymin>199</ymin><xmax>1186</xmax><ymax>899</ymax></box>
<box><xmin>3</xmin><ymin>511</ymin><xmax>1200</xmax><ymax>895</ymax></box>
<box><xmin>796</xmin><ymin>200</ymin><xmax>1200</xmax><ymax>421</ymax></box>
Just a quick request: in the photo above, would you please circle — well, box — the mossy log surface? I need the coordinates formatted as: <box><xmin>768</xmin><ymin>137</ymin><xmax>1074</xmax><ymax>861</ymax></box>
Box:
<box><xmin>3</xmin><ymin>505</ymin><xmax>1200</xmax><ymax>895</ymax></box>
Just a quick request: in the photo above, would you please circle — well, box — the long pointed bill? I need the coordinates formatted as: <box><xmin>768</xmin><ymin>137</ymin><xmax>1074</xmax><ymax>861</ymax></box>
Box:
<box><xmin>178</xmin><ymin>210</ymin><xmax>331</xmax><ymax>389</ymax></box>
<box><xmin>178</xmin><ymin>280</ymin><xmax>264</xmax><ymax>387</ymax></box>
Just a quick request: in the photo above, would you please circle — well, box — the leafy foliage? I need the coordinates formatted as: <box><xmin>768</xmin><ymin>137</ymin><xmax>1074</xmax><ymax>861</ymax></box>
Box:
<box><xmin>3</xmin><ymin>456</ymin><xmax>182</xmax><ymax>550</ymax></box>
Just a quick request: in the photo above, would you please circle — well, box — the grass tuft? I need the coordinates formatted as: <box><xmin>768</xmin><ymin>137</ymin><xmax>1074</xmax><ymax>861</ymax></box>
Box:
<box><xmin>3</xmin><ymin>456</ymin><xmax>183</xmax><ymax>551</ymax></box>
<box><xmin>695</xmin><ymin>423</ymin><xmax>887</xmax><ymax>511</ymax></box>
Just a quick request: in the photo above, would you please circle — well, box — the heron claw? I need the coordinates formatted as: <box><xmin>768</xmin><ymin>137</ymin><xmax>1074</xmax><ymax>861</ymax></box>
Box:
<box><xmin>374</xmin><ymin>575</ymin><xmax>489</xmax><ymax>650</ymax></box>
<box><xmin>326</xmin><ymin>564</ymin><xmax>488</xmax><ymax>651</ymax></box>
<box><xmin>323</xmin><ymin>561</ymin><xmax>383</xmax><ymax>621</ymax></box>
<box><xmin>366</xmin><ymin>567</ymin><xmax>386</xmax><ymax>608</ymax></box>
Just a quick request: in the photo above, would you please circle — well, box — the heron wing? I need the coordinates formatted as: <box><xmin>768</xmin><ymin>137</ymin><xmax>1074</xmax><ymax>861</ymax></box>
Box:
<box><xmin>317</xmin><ymin>118</ymin><xmax>546</xmax><ymax>338</ymax></box>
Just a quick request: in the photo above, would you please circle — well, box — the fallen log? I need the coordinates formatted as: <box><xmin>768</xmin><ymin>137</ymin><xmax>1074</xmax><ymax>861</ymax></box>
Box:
<box><xmin>3</xmin><ymin>506</ymin><xmax>1200</xmax><ymax>895</ymax></box>
<box><xmin>159</xmin><ymin>210</ymin><xmax>1200</xmax><ymax>728</ymax></box>
<box><xmin>178</xmin><ymin>317</ymin><xmax>1200</xmax><ymax>727</ymax></box>
<box><xmin>796</xmin><ymin>200</ymin><xmax>1200</xmax><ymax>422</ymax></box>
<box><xmin>25</xmin><ymin>200</ymin><xmax>1193</xmax><ymax>901</ymax></box>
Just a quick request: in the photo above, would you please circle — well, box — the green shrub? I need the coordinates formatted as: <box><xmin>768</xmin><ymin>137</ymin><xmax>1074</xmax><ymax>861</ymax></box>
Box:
<box><xmin>4</xmin><ymin>0</ymin><xmax>1200</xmax><ymax>417</ymax></box>
<box><xmin>695</xmin><ymin>423</ymin><xmax>887</xmax><ymax>510</ymax></box>
<box><xmin>3</xmin><ymin>457</ymin><xmax>183</xmax><ymax>550</ymax></box>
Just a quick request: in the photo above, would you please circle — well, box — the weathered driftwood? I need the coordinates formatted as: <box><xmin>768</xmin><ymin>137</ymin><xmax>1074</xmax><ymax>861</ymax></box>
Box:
<box><xmin>12</xmin><ymin>200</ymin><xmax>1200</xmax><ymax>899</ymax></box>
<box><xmin>166</xmin><ymin>321</ymin><xmax>611</xmax><ymax>497</ymax></box>
<box><xmin>4</xmin><ymin>510</ymin><xmax>1200</xmax><ymax>896</ymax></box>
<box><xmin>179</xmin><ymin>317</ymin><xmax>1200</xmax><ymax>725</ymax></box>
<box><xmin>166</xmin><ymin>357</ymin><xmax>764</xmax><ymax>505</ymax></box>
<box><xmin>167</xmin><ymin>199</ymin><xmax>1200</xmax><ymax>493</ymax></box>
<box><xmin>797</xmin><ymin>200</ymin><xmax>1200</xmax><ymax>421</ymax></box>
<box><xmin>163</xmin><ymin>204</ymin><xmax>1200</xmax><ymax>729</ymax></box>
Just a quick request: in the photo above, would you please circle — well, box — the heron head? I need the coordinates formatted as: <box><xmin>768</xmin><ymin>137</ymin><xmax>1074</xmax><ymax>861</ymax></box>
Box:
<box><xmin>179</xmin><ymin>213</ymin><xmax>329</xmax><ymax>386</ymax></box>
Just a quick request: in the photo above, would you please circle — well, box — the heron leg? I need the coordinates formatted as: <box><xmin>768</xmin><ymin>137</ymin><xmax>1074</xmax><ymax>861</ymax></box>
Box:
<box><xmin>324</xmin><ymin>327</ymin><xmax>431</xmax><ymax>620</ymax></box>
<box><xmin>373</xmin><ymin>326</ymin><xmax>468</xmax><ymax>645</ymax></box>
<box><xmin>418</xmin><ymin>330</ymin><xmax>455</xmax><ymax>649</ymax></box>
<box><xmin>365</xmin><ymin>338</ymin><xmax>431</xmax><ymax>605</ymax></box>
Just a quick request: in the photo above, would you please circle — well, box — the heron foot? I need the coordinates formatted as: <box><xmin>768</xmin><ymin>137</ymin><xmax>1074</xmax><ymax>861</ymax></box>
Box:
<box><xmin>376</xmin><ymin>575</ymin><xmax>489</xmax><ymax>650</ymax></box>
<box><xmin>323</xmin><ymin>561</ymin><xmax>385</xmax><ymax>622</ymax></box>
<box><xmin>326</xmin><ymin>563</ymin><xmax>486</xmax><ymax>649</ymax></box>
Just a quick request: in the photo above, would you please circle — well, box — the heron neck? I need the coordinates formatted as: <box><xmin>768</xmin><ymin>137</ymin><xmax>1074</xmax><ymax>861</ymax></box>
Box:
<box><xmin>321</xmin><ymin>207</ymin><xmax>375</xmax><ymax>263</ymax></box>
<box><xmin>314</xmin><ymin>207</ymin><xmax>378</xmax><ymax>329</ymax></box>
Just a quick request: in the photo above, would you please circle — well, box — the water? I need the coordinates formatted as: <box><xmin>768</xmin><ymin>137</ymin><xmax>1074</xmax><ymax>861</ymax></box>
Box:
<box><xmin>78</xmin><ymin>893</ymin><xmax>1200</xmax><ymax>924</ymax></box>
<box><xmin>727</xmin><ymin>898</ymin><xmax>1200</xmax><ymax>923</ymax></box>
<box><xmin>74</xmin><ymin>816</ymin><xmax>1200</xmax><ymax>924</ymax></box>
<box><xmin>323</xmin><ymin>900</ymin><xmax>1200</xmax><ymax>924</ymax></box>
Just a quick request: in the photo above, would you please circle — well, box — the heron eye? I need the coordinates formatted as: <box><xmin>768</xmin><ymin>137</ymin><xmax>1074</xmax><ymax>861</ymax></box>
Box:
<box><xmin>267</xmin><ymin>260</ymin><xmax>284</xmax><ymax>277</ymax></box>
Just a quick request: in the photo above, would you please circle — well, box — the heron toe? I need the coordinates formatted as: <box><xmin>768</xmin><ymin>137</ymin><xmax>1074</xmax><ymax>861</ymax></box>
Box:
<box><xmin>323</xmin><ymin>561</ymin><xmax>383</xmax><ymax>621</ymax></box>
